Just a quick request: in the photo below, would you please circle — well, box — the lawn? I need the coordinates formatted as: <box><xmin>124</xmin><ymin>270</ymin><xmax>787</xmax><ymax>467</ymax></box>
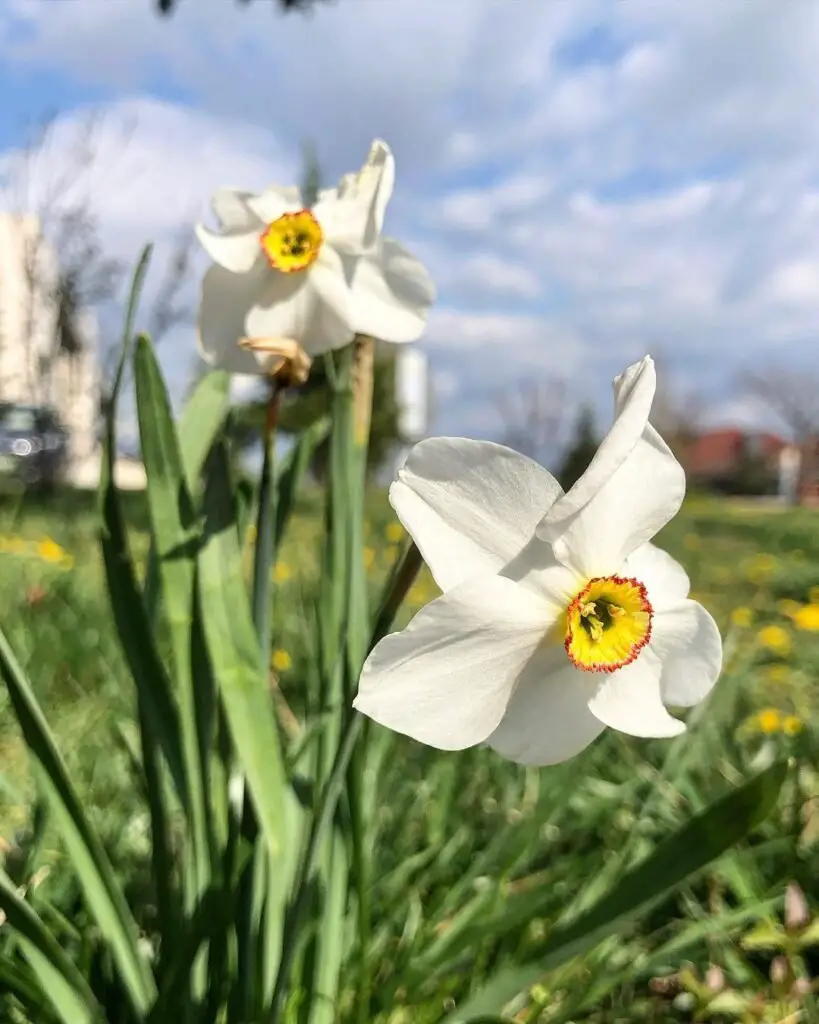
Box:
<box><xmin>2</xmin><ymin>488</ymin><xmax>819</xmax><ymax>1021</ymax></box>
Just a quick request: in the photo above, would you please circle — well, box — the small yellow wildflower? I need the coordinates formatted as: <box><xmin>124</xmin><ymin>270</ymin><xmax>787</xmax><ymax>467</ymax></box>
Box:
<box><xmin>363</xmin><ymin>547</ymin><xmax>376</xmax><ymax>570</ymax></box>
<box><xmin>756</xmin><ymin>708</ymin><xmax>783</xmax><ymax>734</ymax></box>
<box><xmin>683</xmin><ymin>533</ymin><xmax>701</xmax><ymax>551</ymax></box>
<box><xmin>731</xmin><ymin>606</ymin><xmax>754</xmax><ymax>628</ymax></box>
<box><xmin>782</xmin><ymin>715</ymin><xmax>803</xmax><ymax>736</ymax></box>
<box><xmin>793</xmin><ymin>603</ymin><xmax>819</xmax><ymax>632</ymax></box>
<box><xmin>385</xmin><ymin>522</ymin><xmax>404</xmax><ymax>544</ymax></box>
<box><xmin>271</xmin><ymin>649</ymin><xmax>292</xmax><ymax>673</ymax></box>
<box><xmin>757</xmin><ymin>624</ymin><xmax>792</xmax><ymax>656</ymax></box>
<box><xmin>273</xmin><ymin>562</ymin><xmax>292</xmax><ymax>583</ymax></box>
<box><xmin>747</xmin><ymin>553</ymin><xmax>776</xmax><ymax>579</ymax></box>
<box><xmin>810</xmin><ymin>585</ymin><xmax>819</xmax><ymax>605</ymax></box>
<box><xmin>37</xmin><ymin>538</ymin><xmax>66</xmax><ymax>563</ymax></box>
<box><xmin>778</xmin><ymin>599</ymin><xmax>802</xmax><ymax>619</ymax></box>
<box><xmin>763</xmin><ymin>664</ymin><xmax>790</xmax><ymax>684</ymax></box>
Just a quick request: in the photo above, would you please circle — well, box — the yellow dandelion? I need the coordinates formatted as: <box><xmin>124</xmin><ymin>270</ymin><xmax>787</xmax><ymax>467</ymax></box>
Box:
<box><xmin>757</xmin><ymin>624</ymin><xmax>792</xmax><ymax>656</ymax></box>
<box><xmin>731</xmin><ymin>606</ymin><xmax>754</xmax><ymax>628</ymax></box>
<box><xmin>271</xmin><ymin>649</ymin><xmax>292</xmax><ymax>673</ymax></box>
<box><xmin>37</xmin><ymin>538</ymin><xmax>66</xmax><ymax>563</ymax></box>
<box><xmin>793</xmin><ymin>603</ymin><xmax>819</xmax><ymax>632</ymax></box>
<box><xmin>363</xmin><ymin>547</ymin><xmax>376</xmax><ymax>570</ymax></box>
<box><xmin>782</xmin><ymin>715</ymin><xmax>803</xmax><ymax>736</ymax></box>
<box><xmin>810</xmin><ymin>586</ymin><xmax>819</xmax><ymax>605</ymax></box>
<box><xmin>763</xmin><ymin>664</ymin><xmax>790</xmax><ymax>684</ymax></box>
<box><xmin>273</xmin><ymin>562</ymin><xmax>292</xmax><ymax>583</ymax></box>
<box><xmin>747</xmin><ymin>553</ymin><xmax>776</xmax><ymax>579</ymax></box>
<box><xmin>385</xmin><ymin>522</ymin><xmax>404</xmax><ymax>544</ymax></box>
<box><xmin>683</xmin><ymin>533</ymin><xmax>701</xmax><ymax>551</ymax></box>
<box><xmin>778</xmin><ymin>599</ymin><xmax>802</xmax><ymax>618</ymax></box>
<box><xmin>755</xmin><ymin>708</ymin><xmax>783</xmax><ymax>734</ymax></box>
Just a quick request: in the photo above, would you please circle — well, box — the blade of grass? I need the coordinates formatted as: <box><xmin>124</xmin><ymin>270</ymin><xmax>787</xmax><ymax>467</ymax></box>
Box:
<box><xmin>439</xmin><ymin>760</ymin><xmax>789</xmax><ymax>1022</ymax></box>
<box><xmin>0</xmin><ymin>627</ymin><xmax>156</xmax><ymax>1014</ymax></box>
<box><xmin>0</xmin><ymin>869</ymin><xmax>101</xmax><ymax>1021</ymax></box>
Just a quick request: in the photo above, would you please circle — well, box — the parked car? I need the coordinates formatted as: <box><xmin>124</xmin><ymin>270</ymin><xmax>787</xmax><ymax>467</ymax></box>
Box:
<box><xmin>0</xmin><ymin>402</ymin><xmax>69</xmax><ymax>489</ymax></box>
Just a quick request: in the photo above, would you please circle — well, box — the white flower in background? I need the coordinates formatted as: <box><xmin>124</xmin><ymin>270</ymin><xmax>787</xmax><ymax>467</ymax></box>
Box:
<box><xmin>354</xmin><ymin>356</ymin><xmax>723</xmax><ymax>766</ymax></box>
<box><xmin>195</xmin><ymin>140</ymin><xmax>435</xmax><ymax>375</ymax></box>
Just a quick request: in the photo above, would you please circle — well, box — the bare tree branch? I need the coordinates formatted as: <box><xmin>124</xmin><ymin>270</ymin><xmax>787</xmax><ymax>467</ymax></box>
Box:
<box><xmin>738</xmin><ymin>363</ymin><xmax>819</xmax><ymax>441</ymax></box>
<box><xmin>494</xmin><ymin>375</ymin><xmax>566</xmax><ymax>465</ymax></box>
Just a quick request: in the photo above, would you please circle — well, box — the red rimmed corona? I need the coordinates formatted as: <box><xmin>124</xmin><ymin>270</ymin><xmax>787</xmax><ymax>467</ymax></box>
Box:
<box><xmin>564</xmin><ymin>576</ymin><xmax>653</xmax><ymax>673</ymax></box>
<box><xmin>259</xmin><ymin>209</ymin><xmax>324</xmax><ymax>273</ymax></box>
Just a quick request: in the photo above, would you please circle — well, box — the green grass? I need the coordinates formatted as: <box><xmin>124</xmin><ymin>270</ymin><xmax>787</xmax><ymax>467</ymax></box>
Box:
<box><xmin>2</xmin><ymin>490</ymin><xmax>819</xmax><ymax>1021</ymax></box>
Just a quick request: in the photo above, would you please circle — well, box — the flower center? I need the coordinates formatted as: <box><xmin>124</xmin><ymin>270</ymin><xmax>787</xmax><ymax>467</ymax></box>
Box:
<box><xmin>259</xmin><ymin>209</ymin><xmax>323</xmax><ymax>273</ymax></box>
<box><xmin>564</xmin><ymin>576</ymin><xmax>652</xmax><ymax>673</ymax></box>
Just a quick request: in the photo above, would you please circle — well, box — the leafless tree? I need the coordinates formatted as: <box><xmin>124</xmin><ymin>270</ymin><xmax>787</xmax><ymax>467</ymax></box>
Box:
<box><xmin>739</xmin><ymin>361</ymin><xmax>819</xmax><ymax>501</ymax></box>
<box><xmin>1</xmin><ymin>109</ymin><xmax>196</xmax><ymax>447</ymax></box>
<box><xmin>495</xmin><ymin>375</ymin><xmax>566</xmax><ymax>466</ymax></box>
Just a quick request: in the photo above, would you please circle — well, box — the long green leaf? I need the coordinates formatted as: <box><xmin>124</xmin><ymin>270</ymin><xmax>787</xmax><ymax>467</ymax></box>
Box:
<box><xmin>0</xmin><ymin>628</ymin><xmax>155</xmax><ymax>1014</ymax></box>
<box><xmin>197</xmin><ymin>440</ymin><xmax>287</xmax><ymax>858</ymax></box>
<box><xmin>99</xmin><ymin>253</ymin><xmax>189</xmax><ymax>812</ymax></box>
<box><xmin>439</xmin><ymin>760</ymin><xmax>788</xmax><ymax>1023</ymax></box>
<box><xmin>0</xmin><ymin>870</ymin><xmax>100</xmax><ymax>1021</ymax></box>
<box><xmin>177</xmin><ymin>368</ymin><xmax>231</xmax><ymax>492</ymax></box>
<box><xmin>135</xmin><ymin>335</ymin><xmax>211</xmax><ymax>886</ymax></box>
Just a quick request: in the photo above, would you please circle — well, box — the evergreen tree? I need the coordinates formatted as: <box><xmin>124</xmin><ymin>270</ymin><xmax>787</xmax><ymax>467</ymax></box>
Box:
<box><xmin>557</xmin><ymin>403</ymin><xmax>600</xmax><ymax>490</ymax></box>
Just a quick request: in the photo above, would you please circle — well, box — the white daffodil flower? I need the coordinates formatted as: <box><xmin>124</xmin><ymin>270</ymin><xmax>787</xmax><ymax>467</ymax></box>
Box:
<box><xmin>354</xmin><ymin>356</ymin><xmax>723</xmax><ymax>766</ymax></box>
<box><xmin>195</xmin><ymin>139</ymin><xmax>435</xmax><ymax>374</ymax></box>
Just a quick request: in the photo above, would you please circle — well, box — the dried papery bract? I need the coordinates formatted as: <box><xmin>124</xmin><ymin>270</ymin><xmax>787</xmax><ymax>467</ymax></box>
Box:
<box><xmin>238</xmin><ymin>336</ymin><xmax>313</xmax><ymax>388</ymax></box>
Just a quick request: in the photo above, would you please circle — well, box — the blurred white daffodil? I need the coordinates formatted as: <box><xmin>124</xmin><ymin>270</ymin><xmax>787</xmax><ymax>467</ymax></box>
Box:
<box><xmin>195</xmin><ymin>139</ymin><xmax>435</xmax><ymax>374</ymax></box>
<box><xmin>354</xmin><ymin>356</ymin><xmax>723</xmax><ymax>766</ymax></box>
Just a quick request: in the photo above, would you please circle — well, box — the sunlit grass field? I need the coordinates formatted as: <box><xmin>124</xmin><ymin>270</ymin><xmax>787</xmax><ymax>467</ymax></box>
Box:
<box><xmin>2</xmin><ymin>489</ymin><xmax>819</xmax><ymax>1021</ymax></box>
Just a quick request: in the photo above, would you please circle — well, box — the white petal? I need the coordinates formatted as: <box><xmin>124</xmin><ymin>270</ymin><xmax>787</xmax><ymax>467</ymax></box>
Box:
<box><xmin>500</xmin><ymin>533</ymin><xmax>580</xmax><ymax>605</ymax></box>
<box><xmin>245</xmin><ymin>265</ymin><xmax>354</xmax><ymax>357</ymax></box>
<box><xmin>197</xmin><ymin>263</ymin><xmax>273</xmax><ymax>374</ymax></box>
<box><xmin>541</xmin><ymin>356</ymin><xmax>657</xmax><ymax>532</ymax></box>
<box><xmin>348</xmin><ymin>238</ymin><xmax>435</xmax><ymax>343</ymax></box>
<box><xmin>354</xmin><ymin>574</ymin><xmax>553</xmax><ymax>750</ymax></box>
<box><xmin>625</xmin><ymin>542</ymin><xmax>690</xmax><ymax>611</ymax></box>
<box><xmin>487</xmin><ymin>656</ymin><xmax>604</xmax><ymax>766</ymax></box>
<box><xmin>539</xmin><ymin>358</ymin><xmax>685</xmax><ymax>576</ymax></box>
<box><xmin>245</xmin><ymin>185</ymin><xmax>303</xmax><ymax>224</ymax></box>
<box><xmin>313</xmin><ymin>140</ymin><xmax>395</xmax><ymax>253</ymax></box>
<box><xmin>210</xmin><ymin>188</ymin><xmax>265</xmax><ymax>232</ymax></box>
<box><xmin>195</xmin><ymin>223</ymin><xmax>260</xmax><ymax>274</ymax></box>
<box><xmin>587</xmin><ymin>650</ymin><xmax>686</xmax><ymax>738</ymax></box>
<box><xmin>310</xmin><ymin>247</ymin><xmax>353</xmax><ymax>334</ymax></box>
<box><xmin>390</xmin><ymin>438</ymin><xmax>563</xmax><ymax>592</ymax></box>
<box><xmin>650</xmin><ymin>600</ymin><xmax>723</xmax><ymax>707</ymax></box>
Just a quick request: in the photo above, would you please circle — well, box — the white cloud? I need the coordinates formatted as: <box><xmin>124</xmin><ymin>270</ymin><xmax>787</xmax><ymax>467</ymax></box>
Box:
<box><xmin>3</xmin><ymin>0</ymin><xmax>819</xmax><ymax>439</ymax></box>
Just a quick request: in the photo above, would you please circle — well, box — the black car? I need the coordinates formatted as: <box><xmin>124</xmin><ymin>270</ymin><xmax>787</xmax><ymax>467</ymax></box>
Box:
<box><xmin>0</xmin><ymin>402</ymin><xmax>69</xmax><ymax>489</ymax></box>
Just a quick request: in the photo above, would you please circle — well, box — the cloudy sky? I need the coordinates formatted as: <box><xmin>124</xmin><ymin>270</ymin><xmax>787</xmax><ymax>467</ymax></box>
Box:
<box><xmin>2</xmin><ymin>0</ymin><xmax>819</xmax><ymax>446</ymax></box>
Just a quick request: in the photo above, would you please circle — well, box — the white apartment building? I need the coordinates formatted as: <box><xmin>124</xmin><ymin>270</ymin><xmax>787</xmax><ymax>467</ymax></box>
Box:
<box><xmin>0</xmin><ymin>212</ymin><xmax>101</xmax><ymax>483</ymax></box>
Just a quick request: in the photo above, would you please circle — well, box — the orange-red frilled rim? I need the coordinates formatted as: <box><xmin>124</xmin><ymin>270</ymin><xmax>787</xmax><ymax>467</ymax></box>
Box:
<box><xmin>564</xmin><ymin>575</ymin><xmax>653</xmax><ymax>673</ymax></box>
<box><xmin>259</xmin><ymin>209</ymin><xmax>323</xmax><ymax>273</ymax></box>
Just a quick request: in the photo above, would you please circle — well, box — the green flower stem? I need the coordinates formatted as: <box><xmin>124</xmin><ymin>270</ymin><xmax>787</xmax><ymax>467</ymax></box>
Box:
<box><xmin>267</xmin><ymin>541</ymin><xmax>424</xmax><ymax>1023</ymax></box>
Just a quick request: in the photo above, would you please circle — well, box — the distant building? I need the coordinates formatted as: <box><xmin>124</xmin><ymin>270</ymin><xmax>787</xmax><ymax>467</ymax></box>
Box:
<box><xmin>0</xmin><ymin>213</ymin><xmax>144</xmax><ymax>488</ymax></box>
<box><xmin>681</xmin><ymin>428</ymin><xmax>786</xmax><ymax>495</ymax></box>
<box><xmin>392</xmin><ymin>345</ymin><xmax>430</xmax><ymax>474</ymax></box>
<box><xmin>682</xmin><ymin>427</ymin><xmax>819</xmax><ymax>503</ymax></box>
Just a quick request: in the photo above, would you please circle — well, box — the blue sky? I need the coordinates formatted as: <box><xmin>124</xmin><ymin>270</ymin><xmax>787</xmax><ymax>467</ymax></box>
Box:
<box><xmin>2</xmin><ymin>0</ymin><xmax>819</xmax><ymax>450</ymax></box>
